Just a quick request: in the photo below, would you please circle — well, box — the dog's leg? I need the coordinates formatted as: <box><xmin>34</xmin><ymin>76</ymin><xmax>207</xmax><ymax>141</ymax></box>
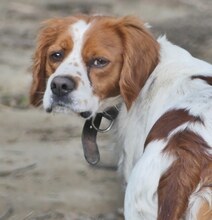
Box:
<box><xmin>124</xmin><ymin>140</ymin><xmax>174</xmax><ymax>220</ymax></box>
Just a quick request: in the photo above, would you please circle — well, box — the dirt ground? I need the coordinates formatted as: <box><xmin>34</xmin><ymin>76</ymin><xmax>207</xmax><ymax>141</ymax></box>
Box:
<box><xmin>0</xmin><ymin>0</ymin><xmax>211</xmax><ymax>219</ymax></box>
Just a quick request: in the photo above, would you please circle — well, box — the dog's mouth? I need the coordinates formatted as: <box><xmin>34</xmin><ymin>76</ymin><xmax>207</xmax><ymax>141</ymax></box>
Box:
<box><xmin>45</xmin><ymin>99</ymin><xmax>86</xmax><ymax>115</ymax></box>
<box><xmin>47</xmin><ymin>105</ymin><xmax>93</xmax><ymax>121</ymax></box>
<box><xmin>46</xmin><ymin>103</ymin><xmax>70</xmax><ymax>114</ymax></box>
<box><xmin>80</xmin><ymin>111</ymin><xmax>92</xmax><ymax>119</ymax></box>
<box><xmin>45</xmin><ymin>98</ymin><xmax>70</xmax><ymax>113</ymax></box>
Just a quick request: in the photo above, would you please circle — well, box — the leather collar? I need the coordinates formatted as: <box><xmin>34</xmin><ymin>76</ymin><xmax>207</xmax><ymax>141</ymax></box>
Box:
<box><xmin>81</xmin><ymin>105</ymin><xmax>120</xmax><ymax>165</ymax></box>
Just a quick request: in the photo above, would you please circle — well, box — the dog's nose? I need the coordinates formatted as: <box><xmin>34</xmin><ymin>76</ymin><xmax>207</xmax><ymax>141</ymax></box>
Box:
<box><xmin>51</xmin><ymin>76</ymin><xmax>75</xmax><ymax>97</ymax></box>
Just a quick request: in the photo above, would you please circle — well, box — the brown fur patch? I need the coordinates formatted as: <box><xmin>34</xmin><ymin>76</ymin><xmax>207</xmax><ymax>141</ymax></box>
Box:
<box><xmin>157</xmin><ymin>130</ymin><xmax>212</xmax><ymax>220</ymax></box>
<box><xmin>117</xmin><ymin>16</ymin><xmax>159</xmax><ymax>109</ymax></box>
<box><xmin>191</xmin><ymin>75</ymin><xmax>212</xmax><ymax>86</ymax></box>
<box><xmin>144</xmin><ymin>109</ymin><xmax>203</xmax><ymax>148</ymax></box>
<box><xmin>200</xmin><ymin>162</ymin><xmax>212</xmax><ymax>188</ymax></box>
<box><xmin>82</xmin><ymin>17</ymin><xmax>124</xmax><ymax>99</ymax></box>
<box><xmin>73</xmin><ymin>76</ymin><xmax>83</xmax><ymax>87</ymax></box>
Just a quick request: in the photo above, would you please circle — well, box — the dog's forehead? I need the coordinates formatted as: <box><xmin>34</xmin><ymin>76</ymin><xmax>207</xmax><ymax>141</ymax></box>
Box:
<box><xmin>53</xmin><ymin>17</ymin><xmax>119</xmax><ymax>78</ymax></box>
<box><xmin>68</xmin><ymin>17</ymin><xmax>116</xmax><ymax>50</ymax></box>
<box><xmin>53</xmin><ymin>19</ymin><xmax>92</xmax><ymax>85</ymax></box>
<box><xmin>69</xmin><ymin>19</ymin><xmax>91</xmax><ymax>42</ymax></box>
<box><xmin>55</xmin><ymin>20</ymin><xmax>90</xmax><ymax>72</ymax></box>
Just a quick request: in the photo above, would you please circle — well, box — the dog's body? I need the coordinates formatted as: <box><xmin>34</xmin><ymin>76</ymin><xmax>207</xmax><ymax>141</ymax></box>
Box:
<box><xmin>30</xmin><ymin>15</ymin><xmax>212</xmax><ymax>220</ymax></box>
<box><xmin>116</xmin><ymin>37</ymin><xmax>212</xmax><ymax>220</ymax></box>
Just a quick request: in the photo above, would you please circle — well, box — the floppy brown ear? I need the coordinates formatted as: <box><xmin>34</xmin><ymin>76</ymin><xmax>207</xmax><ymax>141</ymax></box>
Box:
<box><xmin>117</xmin><ymin>16</ymin><xmax>159</xmax><ymax>109</ymax></box>
<box><xmin>30</xmin><ymin>27</ymin><xmax>50</xmax><ymax>107</ymax></box>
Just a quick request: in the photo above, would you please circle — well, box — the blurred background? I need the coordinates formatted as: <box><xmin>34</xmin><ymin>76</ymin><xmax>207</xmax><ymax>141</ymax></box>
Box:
<box><xmin>0</xmin><ymin>0</ymin><xmax>211</xmax><ymax>219</ymax></box>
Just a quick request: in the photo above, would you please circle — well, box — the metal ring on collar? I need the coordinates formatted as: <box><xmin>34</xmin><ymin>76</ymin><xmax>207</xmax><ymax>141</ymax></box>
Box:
<box><xmin>91</xmin><ymin>117</ymin><xmax>114</xmax><ymax>133</ymax></box>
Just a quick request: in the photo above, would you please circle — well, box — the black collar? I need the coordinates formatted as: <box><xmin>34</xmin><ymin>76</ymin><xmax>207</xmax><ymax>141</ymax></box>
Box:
<box><xmin>81</xmin><ymin>105</ymin><xmax>120</xmax><ymax>165</ymax></box>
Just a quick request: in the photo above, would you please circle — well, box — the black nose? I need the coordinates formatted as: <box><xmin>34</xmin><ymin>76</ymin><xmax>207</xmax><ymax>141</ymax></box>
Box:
<box><xmin>51</xmin><ymin>76</ymin><xmax>75</xmax><ymax>97</ymax></box>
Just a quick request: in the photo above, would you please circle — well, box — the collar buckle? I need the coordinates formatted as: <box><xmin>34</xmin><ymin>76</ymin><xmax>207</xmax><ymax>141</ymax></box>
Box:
<box><xmin>91</xmin><ymin>115</ymin><xmax>114</xmax><ymax>133</ymax></box>
<box><xmin>92</xmin><ymin>104</ymin><xmax>120</xmax><ymax>133</ymax></box>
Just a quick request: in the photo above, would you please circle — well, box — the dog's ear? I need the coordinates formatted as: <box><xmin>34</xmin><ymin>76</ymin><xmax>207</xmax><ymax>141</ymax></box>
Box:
<box><xmin>30</xmin><ymin>22</ymin><xmax>53</xmax><ymax>107</ymax></box>
<box><xmin>30</xmin><ymin>34</ymin><xmax>48</xmax><ymax>106</ymax></box>
<box><xmin>117</xmin><ymin>16</ymin><xmax>159</xmax><ymax>110</ymax></box>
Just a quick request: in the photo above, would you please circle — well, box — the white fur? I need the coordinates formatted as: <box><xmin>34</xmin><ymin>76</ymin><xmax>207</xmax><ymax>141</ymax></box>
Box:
<box><xmin>43</xmin><ymin>20</ymin><xmax>99</xmax><ymax>116</ymax></box>
<box><xmin>114</xmin><ymin>37</ymin><xmax>212</xmax><ymax>219</ymax></box>
<box><xmin>124</xmin><ymin>140</ymin><xmax>175</xmax><ymax>220</ymax></box>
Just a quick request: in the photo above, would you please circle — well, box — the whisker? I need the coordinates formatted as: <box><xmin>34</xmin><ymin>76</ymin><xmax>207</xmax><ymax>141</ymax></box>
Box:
<box><xmin>34</xmin><ymin>98</ymin><xmax>43</xmax><ymax>106</ymax></box>
<box><xmin>33</xmin><ymin>77</ymin><xmax>47</xmax><ymax>80</ymax></box>
<box><xmin>34</xmin><ymin>91</ymin><xmax>45</xmax><ymax>94</ymax></box>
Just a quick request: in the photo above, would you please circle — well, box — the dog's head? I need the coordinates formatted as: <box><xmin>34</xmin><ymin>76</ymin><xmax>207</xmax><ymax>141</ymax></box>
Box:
<box><xmin>30</xmin><ymin>15</ymin><xmax>159</xmax><ymax>118</ymax></box>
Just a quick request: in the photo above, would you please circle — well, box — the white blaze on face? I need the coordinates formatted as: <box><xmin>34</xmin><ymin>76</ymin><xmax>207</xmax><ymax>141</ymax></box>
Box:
<box><xmin>43</xmin><ymin>20</ymin><xmax>99</xmax><ymax>115</ymax></box>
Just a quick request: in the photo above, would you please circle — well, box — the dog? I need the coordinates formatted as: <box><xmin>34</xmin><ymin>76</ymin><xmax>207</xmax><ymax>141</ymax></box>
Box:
<box><xmin>30</xmin><ymin>14</ymin><xmax>212</xmax><ymax>220</ymax></box>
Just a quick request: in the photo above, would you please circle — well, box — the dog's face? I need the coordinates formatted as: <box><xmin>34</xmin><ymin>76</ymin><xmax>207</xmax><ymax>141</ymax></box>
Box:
<box><xmin>30</xmin><ymin>15</ymin><xmax>159</xmax><ymax>117</ymax></box>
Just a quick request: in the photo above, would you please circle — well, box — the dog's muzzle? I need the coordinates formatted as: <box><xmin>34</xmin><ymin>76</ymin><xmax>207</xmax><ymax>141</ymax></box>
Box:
<box><xmin>51</xmin><ymin>76</ymin><xmax>75</xmax><ymax>97</ymax></box>
<box><xmin>45</xmin><ymin>76</ymin><xmax>76</xmax><ymax>113</ymax></box>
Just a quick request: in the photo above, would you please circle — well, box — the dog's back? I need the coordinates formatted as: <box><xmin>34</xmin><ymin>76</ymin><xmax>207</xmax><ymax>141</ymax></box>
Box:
<box><xmin>117</xmin><ymin>37</ymin><xmax>212</xmax><ymax>220</ymax></box>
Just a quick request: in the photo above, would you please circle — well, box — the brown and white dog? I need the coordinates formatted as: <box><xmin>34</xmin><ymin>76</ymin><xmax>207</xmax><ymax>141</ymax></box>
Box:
<box><xmin>30</xmin><ymin>15</ymin><xmax>212</xmax><ymax>220</ymax></box>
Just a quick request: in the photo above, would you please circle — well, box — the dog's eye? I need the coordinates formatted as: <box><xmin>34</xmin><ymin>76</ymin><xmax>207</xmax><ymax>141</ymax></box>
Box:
<box><xmin>89</xmin><ymin>58</ymin><xmax>109</xmax><ymax>68</ymax></box>
<box><xmin>50</xmin><ymin>51</ymin><xmax>64</xmax><ymax>62</ymax></box>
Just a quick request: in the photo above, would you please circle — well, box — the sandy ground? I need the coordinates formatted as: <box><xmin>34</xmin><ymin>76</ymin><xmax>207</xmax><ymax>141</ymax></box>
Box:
<box><xmin>0</xmin><ymin>0</ymin><xmax>211</xmax><ymax>219</ymax></box>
